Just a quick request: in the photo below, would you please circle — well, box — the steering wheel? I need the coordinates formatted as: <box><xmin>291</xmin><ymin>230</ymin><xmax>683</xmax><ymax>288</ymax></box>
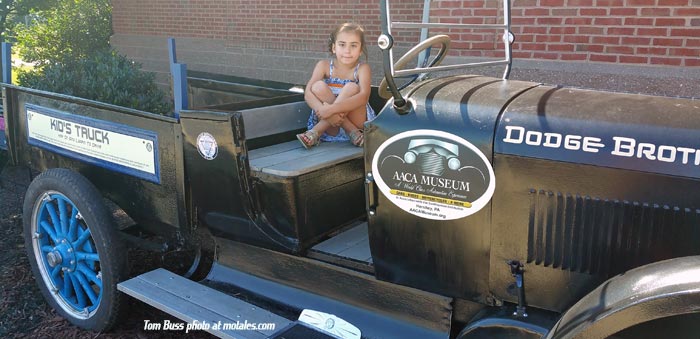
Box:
<box><xmin>379</xmin><ymin>34</ymin><xmax>451</xmax><ymax>100</ymax></box>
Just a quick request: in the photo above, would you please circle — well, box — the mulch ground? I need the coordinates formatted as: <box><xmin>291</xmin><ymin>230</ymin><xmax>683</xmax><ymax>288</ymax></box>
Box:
<box><xmin>0</xmin><ymin>152</ymin><xmax>213</xmax><ymax>338</ymax></box>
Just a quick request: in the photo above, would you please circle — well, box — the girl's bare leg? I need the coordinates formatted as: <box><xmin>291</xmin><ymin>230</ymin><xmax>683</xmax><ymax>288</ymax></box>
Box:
<box><xmin>309</xmin><ymin>80</ymin><xmax>339</xmax><ymax>135</ymax></box>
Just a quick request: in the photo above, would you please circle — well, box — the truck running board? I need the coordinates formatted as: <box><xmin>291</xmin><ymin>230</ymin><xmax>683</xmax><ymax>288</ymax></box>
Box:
<box><xmin>118</xmin><ymin>268</ymin><xmax>296</xmax><ymax>339</ymax></box>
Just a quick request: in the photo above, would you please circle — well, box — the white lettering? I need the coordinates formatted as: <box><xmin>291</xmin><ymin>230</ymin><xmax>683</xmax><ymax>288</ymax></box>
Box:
<box><xmin>503</xmin><ymin>125</ymin><xmax>525</xmax><ymax>144</ymax></box>
<box><xmin>612</xmin><ymin>137</ymin><xmax>635</xmax><ymax>157</ymax></box>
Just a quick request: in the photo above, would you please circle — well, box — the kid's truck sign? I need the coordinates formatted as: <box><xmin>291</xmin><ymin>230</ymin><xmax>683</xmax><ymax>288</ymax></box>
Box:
<box><xmin>25</xmin><ymin>104</ymin><xmax>160</xmax><ymax>183</ymax></box>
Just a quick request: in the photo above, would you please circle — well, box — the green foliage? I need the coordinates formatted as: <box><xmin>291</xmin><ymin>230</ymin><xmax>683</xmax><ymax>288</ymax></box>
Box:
<box><xmin>18</xmin><ymin>50</ymin><xmax>172</xmax><ymax>115</ymax></box>
<box><xmin>0</xmin><ymin>0</ymin><xmax>59</xmax><ymax>42</ymax></box>
<box><xmin>15</xmin><ymin>0</ymin><xmax>111</xmax><ymax>65</ymax></box>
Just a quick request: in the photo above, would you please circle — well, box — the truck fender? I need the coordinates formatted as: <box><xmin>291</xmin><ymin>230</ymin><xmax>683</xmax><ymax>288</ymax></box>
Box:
<box><xmin>546</xmin><ymin>255</ymin><xmax>700</xmax><ymax>339</ymax></box>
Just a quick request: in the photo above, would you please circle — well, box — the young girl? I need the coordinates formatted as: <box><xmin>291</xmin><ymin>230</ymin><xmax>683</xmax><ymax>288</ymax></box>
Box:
<box><xmin>297</xmin><ymin>23</ymin><xmax>375</xmax><ymax>149</ymax></box>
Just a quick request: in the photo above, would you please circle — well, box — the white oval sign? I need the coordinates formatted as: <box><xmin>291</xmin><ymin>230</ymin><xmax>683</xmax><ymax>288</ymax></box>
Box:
<box><xmin>371</xmin><ymin>129</ymin><xmax>495</xmax><ymax>220</ymax></box>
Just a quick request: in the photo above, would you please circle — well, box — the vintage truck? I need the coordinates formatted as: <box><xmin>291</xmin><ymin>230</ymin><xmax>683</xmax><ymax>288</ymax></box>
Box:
<box><xmin>2</xmin><ymin>0</ymin><xmax>699</xmax><ymax>338</ymax></box>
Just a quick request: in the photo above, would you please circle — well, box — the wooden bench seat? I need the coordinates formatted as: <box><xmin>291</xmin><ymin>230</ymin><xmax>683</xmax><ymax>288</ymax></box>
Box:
<box><xmin>249</xmin><ymin>140</ymin><xmax>362</xmax><ymax>178</ymax></box>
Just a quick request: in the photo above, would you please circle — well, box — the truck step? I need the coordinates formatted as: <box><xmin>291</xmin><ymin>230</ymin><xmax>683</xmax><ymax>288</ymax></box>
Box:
<box><xmin>118</xmin><ymin>268</ymin><xmax>292</xmax><ymax>339</ymax></box>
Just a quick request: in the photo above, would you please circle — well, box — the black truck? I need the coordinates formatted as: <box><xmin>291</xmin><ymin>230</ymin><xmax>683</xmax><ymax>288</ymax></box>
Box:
<box><xmin>2</xmin><ymin>0</ymin><xmax>699</xmax><ymax>338</ymax></box>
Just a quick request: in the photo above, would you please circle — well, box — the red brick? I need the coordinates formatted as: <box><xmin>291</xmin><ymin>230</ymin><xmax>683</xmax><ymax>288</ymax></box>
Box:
<box><xmin>563</xmin><ymin>35</ymin><xmax>591</xmax><ymax>43</ymax></box>
<box><xmin>579</xmin><ymin>27</ymin><xmax>605</xmax><ymax>34</ymax></box>
<box><xmin>606</xmin><ymin>46</ymin><xmax>635</xmax><ymax>54</ymax></box>
<box><xmin>669</xmin><ymin>48</ymin><xmax>700</xmax><ymax>57</ymax></box>
<box><xmin>536</xmin><ymin>35</ymin><xmax>563</xmax><ymax>42</ymax></box>
<box><xmin>590</xmin><ymin>54</ymin><xmax>617</xmax><ymax>62</ymax></box>
<box><xmin>685</xmin><ymin>58</ymin><xmax>700</xmax><ymax>66</ymax></box>
<box><xmin>675</xmin><ymin>8</ymin><xmax>700</xmax><ymax>16</ymax></box>
<box><xmin>657</xmin><ymin>0</ymin><xmax>688</xmax><ymax>4</ymax></box>
<box><xmin>561</xmin><ymin>53</ymin><xmax>587</xmax><ymax>60</ymax></box>
<box><xmin>671</xmin><ymin>28</ymin><xmax>700</xmax><ymax>37</ymax></box>
<box><xmin>692</xmin><ymin>19</ymin><xmax>700</xmax><ymax>27</ymax></box>
<box><xmin>548</xmin><ymin>44</ymin><xmax>576</xmax><ymax>52</ymax></box>
<box><xmin>641</xmin><ymin>8</ymin><xmax>671</xmax><ymax>16</ymax></box>
<box><xmin>610</xmin><ymin>8</ymin><xmax>638</xmax><ymax>16</ymax></box>
<box><xmin>594</xmin><ymin>17</ymin><xmax>623</xmax><ymax>25</ymax></box>
<box><xmin>650</xmin><ymin>57</ymin><xmax>683</xmax><ymax>65</ymax></box>
<box><xmin>513</xmin><ymin>17</ymin><xmax>537</xmax><ymax>25</ymax></box>
<box><xmin>624</xmin><ymin>17</ymin><xmax>653</xmax><ymax>25</ymax></box>
<box><xmin>549</xmin><ymin>27</ymin><xmax>576</xmax><ymax>34</ymax></box>
<box><xmin>638</xmin><ymin>28</ymin><xmax>670</xmax><ymax>36</ymax></box>
<box><xmin>513</xmin><ymin>51</ymin><xmax>533</xmax><ymax>58</ymax></box>
<box><xmin>540</xmin><ymin>0</ymin><xmax>565</xmax><ymax>5</ymax></box>
<box><xmin>626</xmin><ymin>0</ymin><xmax>655</xmax><ymax>5</ymax></box>
<box><xmin>578</xmin><ymin>44</ymin><xmax>605</xmax><ymax>52</ymax></box>
<box><xmin>687</xmin><ymin>39</ymin><xmax>700</xmax><ymax>47</ymax></box>
<box><xmin>565</xmin><ymin>18</ymin><xmax>594</xmax><ymax>25</ymax></box>
<box><xmin>524</xmin><ymin>8</ymin><xmax>550</xmax><ymax>16</ymax></box>
<box><xmin>619</xmin><ymin>56</ymin><xmax>649</xmax><ymax>64</ymax></box>
<box><xmin>595</xmin><ymin>0</ymin><xmax>624</xmax><ymax>5</ymax></box>
<box><xmin>537</xmin><ymin>17</ymin><xmax>563</xmax><ymax>25</ymax></box>
<box><xmin>521</xmin><ymin>43</ymin><xmax>547</xmax><ymax>51</ymax></box>
<box><xmin>636</xmin><ymin>47</ymin><xmax>669</xmax><ymax>55</ymax></box>
<box><xmin>523</xmin><ymin>27</ymin><xmax>548</xmax><ymax>34</ymax></box>
<box><xmin>607</xmin><ymin>27</ymin><xmax>635</xmax><ymax>35</ymax></box>
<box><xmin>622</xmin><ymin>37</ymin><xmax>652</xmax><ymax>45</ymax></box>
<box><xmin>655</xmin><ymin>18</ymin><xmax>687</xmax><ymax>26</ymax></box>
<box><xmin>533</xmin><ymin>52</ymin><xmax>560</xmax><ymax>59</ymax></box>
<box><xmin>593</xmin><ymin>36</ymin><xmax>621</xmax><ymax>44</ymax></box>
<box><xmin>653</xmin><ymin>38</ymin><xmax>684</xmax><ymax>46</ymax></box>
<box><xmin>580</xmin><ymin>8</ymin><xmax>607</xmax><ymax>15</ymax></box>
<box><xmin>568</xmin><ymin>0</ymin><xmax>594</xmax><ymax>5</ymax></box>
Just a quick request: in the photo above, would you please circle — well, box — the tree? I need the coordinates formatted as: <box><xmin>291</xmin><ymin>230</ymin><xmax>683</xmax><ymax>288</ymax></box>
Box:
<box><xmin>0</xmin><ymin>0</ymin><xmax>59</xmax><ymax>42</ymax></box>
<box><xmin>15</xmin><ymin>0</ymin><xmax>111</xmax><ymax>65</ymax></box>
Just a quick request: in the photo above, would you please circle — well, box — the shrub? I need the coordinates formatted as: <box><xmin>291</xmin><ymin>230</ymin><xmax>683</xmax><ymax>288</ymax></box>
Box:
<box><xmin>18</xmin><ymin>50</ymin><xmax>172</xmax><ymax>115</ymax></box>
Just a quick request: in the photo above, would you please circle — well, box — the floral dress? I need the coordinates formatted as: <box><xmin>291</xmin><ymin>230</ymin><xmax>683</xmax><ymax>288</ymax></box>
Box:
<box><xmin>307</xmin><ymin>59</ymin><xmax>376</xmax><ymax>142</ymax></box>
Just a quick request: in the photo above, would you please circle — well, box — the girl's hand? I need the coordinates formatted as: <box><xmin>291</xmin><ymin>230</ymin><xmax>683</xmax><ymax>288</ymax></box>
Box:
<box><xmin>328</xmin><ymin>113</ymin><xmax>346</xmax><ymax>127</ymax></box>
<box><xmin>316</xmin><ymin>103</ymin><xmax>333</xmax><ymax>119</ymax></box>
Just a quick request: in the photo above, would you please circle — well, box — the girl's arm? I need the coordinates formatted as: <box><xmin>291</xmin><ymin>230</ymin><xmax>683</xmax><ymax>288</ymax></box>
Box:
<box><xmin>304</xmin><ymin>60</ymin><xmax>329</xmax><ymax>112</ymax></box>
<box><xmin>317</xmin><ymin>64</ymin><xmax>372</xmax><ymax>117</ymax></box>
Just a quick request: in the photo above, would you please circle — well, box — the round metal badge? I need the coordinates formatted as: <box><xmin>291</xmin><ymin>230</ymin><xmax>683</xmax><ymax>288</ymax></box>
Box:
<box><xmin>196</xmin><ymin>132</ymin><xmax>218</xmax><ymax>160</ymax></box>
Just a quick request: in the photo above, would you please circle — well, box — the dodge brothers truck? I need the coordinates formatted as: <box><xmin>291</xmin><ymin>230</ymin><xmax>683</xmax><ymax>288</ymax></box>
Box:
<box><xmin>2</xmin><ymin>0</ymin><xmax>699</xmax><ymax>338</ymax></box>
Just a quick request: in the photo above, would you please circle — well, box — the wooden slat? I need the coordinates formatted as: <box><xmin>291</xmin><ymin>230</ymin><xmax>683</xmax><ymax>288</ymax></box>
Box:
<box><xmin>249</xmin><ymin>141</ymin><xmax>362</xmax><ymax>177</ymax></box>
<box><xmin>242</xmin><ymin>102</ymin><xmax>309</xmax><ymax>139</ymax></box>
<box><xmin>118</xmin><ymin>268</ymin><xmax>290</xmax><ymax>339</ymax></box>
<box><xmin>312</xmin><ymin>223</ymin><xmax>371</xmax><ymax>263</ymax></box>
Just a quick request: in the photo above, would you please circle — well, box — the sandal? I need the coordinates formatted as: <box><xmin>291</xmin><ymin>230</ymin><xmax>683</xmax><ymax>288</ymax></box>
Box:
<box><xmin>296</xmin><ymin>130</ymin><xmax>320</xmax><ymax>149</ymax></box>
<box><xmin>349</xmin><ymin>129</ymin><xmax>364</xmax><ymax>147</ymax></box>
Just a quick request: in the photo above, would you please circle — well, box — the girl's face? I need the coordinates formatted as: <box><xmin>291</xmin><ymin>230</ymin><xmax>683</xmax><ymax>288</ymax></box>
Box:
<box><xmin>332</xmin><ymin>31</ymin><xmax>362</xmax><ymax>67</ymax></box>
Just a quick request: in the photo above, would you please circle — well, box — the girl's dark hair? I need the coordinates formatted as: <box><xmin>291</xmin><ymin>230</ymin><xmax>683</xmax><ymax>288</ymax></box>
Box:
<box><xmin>328</xmin><ymin>22</ymin><xmax>368</xmax><ymax>61</ymax></box>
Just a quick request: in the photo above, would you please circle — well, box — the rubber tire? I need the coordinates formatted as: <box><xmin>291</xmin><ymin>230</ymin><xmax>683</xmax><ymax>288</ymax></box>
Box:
<box><xmin>23</xmin><ymin>168</ymin><xmax>127</xmax><ymax>332</ymax></box>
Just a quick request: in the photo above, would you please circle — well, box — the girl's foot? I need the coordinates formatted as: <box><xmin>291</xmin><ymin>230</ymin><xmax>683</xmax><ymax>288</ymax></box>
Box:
<box><xmin>297</xmin><ymin>130</ymin><xmax>320</xmax><ymax>149</ymax></box>
<box><xmin>349</xmin><ymin>129</ymin><xmax>364</xmax><ymax>147</ymax></box>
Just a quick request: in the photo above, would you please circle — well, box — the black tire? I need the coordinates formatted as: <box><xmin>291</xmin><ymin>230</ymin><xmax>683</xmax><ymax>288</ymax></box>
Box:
<box><xmin>23</xmin><ymin>168</ymin><xmax>127</xmax><ymax>331</ymax></box>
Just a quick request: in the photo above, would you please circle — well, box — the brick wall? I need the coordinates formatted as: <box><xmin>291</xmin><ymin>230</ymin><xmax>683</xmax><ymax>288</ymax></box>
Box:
<box><xmin>111</xmin><ymin>0</ymin><xmax>700</xmax><ymax>86</ymax></box>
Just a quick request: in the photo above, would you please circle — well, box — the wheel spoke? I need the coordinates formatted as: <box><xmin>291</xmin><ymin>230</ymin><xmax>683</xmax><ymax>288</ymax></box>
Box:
<box><xmin>51</xmin><ymin>265</ymin><xmax>62</xmax><ymax>279</ymax></box>
<box><xmin>74</xmin><ymin>270</ymin><xmax>99</xmax><ymax>305</ymax></box>
<box><xmin>45</xmin><ymin>202</ymin><xmax>62</xmax><ymax>238</ymax></box>
<box><xmin>69</xmin><ymin>273</ymin><xmax>88</xmax><ymax>309</ymax></box>
<box><xmin>41</xmin><ymin>245</ymin><xmax>54</xmax><ymax>253</ymax></box>
<box><xmin>58</xmin><ymin>198</ymin><xmax>69</xmax><ymax>237</ymax></box>
<box><xmin>76</xmin><ymin>251</ymin><xmax>100</xmax><ymax>263</ymax></box>
<box><xmin>77</xmin><ymin>263</ymin><xmax>102</xmax><ymax>289</ymax></box>
<box><xmin>68</xmin><ymin>209</ymin><xmax>79</xmax><ymax>241</ymax></box>
<box><xmin>73</xmin><ymin>228</ymin><xmax>92</xmax><ymax>249</ymax></box>
<box><xmin>62</xmin><ymin>271</ymin><xmax>74</xmax><ymax>299</ymax></box>
<box><xmin>40</xmin><ymin>221</ymin><xmax>59</xmax><ymax>243</ymax></box>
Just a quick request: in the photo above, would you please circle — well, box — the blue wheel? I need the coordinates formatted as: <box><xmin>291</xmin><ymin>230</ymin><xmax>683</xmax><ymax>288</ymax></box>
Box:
<box><xmin>24</xmin><ymin>169</ymin><xmax>126</xmax><ymax>331</ymax></box>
